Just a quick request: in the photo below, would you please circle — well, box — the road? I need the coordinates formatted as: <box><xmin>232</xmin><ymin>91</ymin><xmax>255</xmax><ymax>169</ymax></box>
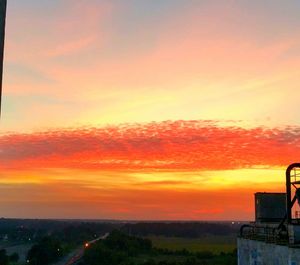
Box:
<box><xmin>61</xmin><ymin>233</ymin><xmax>109</xmax><ymax>265</ymax></box>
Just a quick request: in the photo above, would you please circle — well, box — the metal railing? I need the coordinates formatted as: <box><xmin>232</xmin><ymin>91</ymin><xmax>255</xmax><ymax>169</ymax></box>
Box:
<box><xmin>239</xmin><ymin>224</ymin><xmax>288</xmax><ymax>245</ymax></box>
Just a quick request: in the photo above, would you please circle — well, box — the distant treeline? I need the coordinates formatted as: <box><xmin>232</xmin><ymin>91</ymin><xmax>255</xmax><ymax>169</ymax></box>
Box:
<box><xmin>0</xmin><ymin>219</ymin><xmax>244</xmax><ymax>243</ymax></box>
<box><xmin>0</xmin><ymin>218</ymin><xmax>122</xmax><ymax>231</ymax></box>
<box><xmin>0</xmin><ymin>219</ymin><xmax>243</xmax><ymax>243</ymax></box>
<box><xmin>121</xmin><ymin>222</ymin><xmax>241</xmax><ymax>238</ymax></box>
<box><xmin>0</xmin><ymin>218</ymin><xmax>121</xmax><ymax>244</ymax></box>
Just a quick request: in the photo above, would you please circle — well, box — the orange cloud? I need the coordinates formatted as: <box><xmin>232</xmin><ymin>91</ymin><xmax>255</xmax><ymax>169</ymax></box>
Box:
<box><xmin>1</xmin><ymin>120</ymin><xmax>299</xmax><ymax>171</ymax></box>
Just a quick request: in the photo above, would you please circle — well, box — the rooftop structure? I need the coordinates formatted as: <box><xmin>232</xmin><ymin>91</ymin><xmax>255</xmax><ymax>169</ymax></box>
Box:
<box><xmin>238</xmin><ymin>163</ymin><xmax>300</xmax><ymax>264</ymax></box>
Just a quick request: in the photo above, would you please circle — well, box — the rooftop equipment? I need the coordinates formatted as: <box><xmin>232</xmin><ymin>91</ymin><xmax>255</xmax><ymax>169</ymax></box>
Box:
<box><xmin>255</xmin><ymin>192</ymin><xmax>286</xmax><ymax>223</ymax></box>
<box><xmin>240</xmin><ymin>163</ymin><xmax>300</xmax><ymax>244</ymax></box>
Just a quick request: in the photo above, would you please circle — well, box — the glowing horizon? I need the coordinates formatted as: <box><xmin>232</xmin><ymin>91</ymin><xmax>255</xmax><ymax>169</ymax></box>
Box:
<box><xmin>1</xmin><ymin>0</ymin><xmax>300</xmax><ymax>219</ymax></box>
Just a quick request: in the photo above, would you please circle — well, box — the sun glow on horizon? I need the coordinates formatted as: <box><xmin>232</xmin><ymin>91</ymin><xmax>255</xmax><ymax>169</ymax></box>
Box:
<box><xmin>1</xmin><ymin>0</ymin><xmax>300</xmax><ymax>219</ymax></box>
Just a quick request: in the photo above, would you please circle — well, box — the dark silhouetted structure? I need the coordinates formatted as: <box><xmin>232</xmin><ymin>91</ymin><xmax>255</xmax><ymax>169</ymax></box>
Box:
<box><xmin>255</xmin><ymin>192</ymin><xmax>286</xmax><ymax>223</ymax></box>
<box><xmin>285</xmin><ymin>163</ymin><xmax>300</xmax><ymax>224</ymax></box>
<box><xmin>238</xmin><ymin>163</ymin><xmax>300</xmax><ymax>264</ymax></box>
<box><xmin>0</xmin><ymin>0</ymin><xmax>7</xmax><ymax>117</ymax></box>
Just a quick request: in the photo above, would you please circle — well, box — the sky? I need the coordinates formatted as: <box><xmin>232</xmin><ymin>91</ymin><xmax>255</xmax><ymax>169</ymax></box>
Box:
<box><xmin>1</xmin><ymin>0</ymin><xmax>300</xmax><ymax>220</ymax></box>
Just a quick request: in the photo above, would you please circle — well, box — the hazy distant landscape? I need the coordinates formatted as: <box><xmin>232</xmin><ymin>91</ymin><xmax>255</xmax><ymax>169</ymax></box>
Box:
<box><xmin>0</xmin><ymin>219</ymin><xmax>242</xmax><ymax>265</ymax></box>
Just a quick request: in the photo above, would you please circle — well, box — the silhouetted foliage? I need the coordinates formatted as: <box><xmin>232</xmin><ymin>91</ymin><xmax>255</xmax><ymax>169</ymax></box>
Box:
<box><xmin>84</xmin><ymin>230</ymin><xmax>152</xmax><ymax>265</ymax></box>
<box><xmin>27</xmin><ymin>236</ymin><xmax>63</xmax><ymax>265</ymax></box>
<box><xmin>122</xmin><ymin>222</ymin><xmax>240</xmax><ymax>238</ymax></box>
<box><xmin>9</xmin><ymin>252</ymin><xmax>19</xmax><ymax>263</ymax></box>
<box><xmin>82</xmin><ymin>230</ymin><xmax>237</xmax><ymax>265</ymax></box>
<box><xmin>0</xmin><ymin>218</ymin><xmax>120</xmax><ymax>245</ymax></box>
<box><xmin>0</xmin><ymin>249</ymin><xmax>19</xmax><ymax>265</ymax></box>
<box><xmin>104</xmin><ymin>230</ymin><xmax>152</xmax><ymax>254</ymax></box>
<box><xmin>0</xmin><ymin>249</ymin><xmax>9</xmax><ymax>265</ymax></box>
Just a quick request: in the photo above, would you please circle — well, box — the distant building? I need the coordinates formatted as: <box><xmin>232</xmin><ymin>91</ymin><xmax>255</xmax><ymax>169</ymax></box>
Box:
<box><xmin>238</xmin><ymin>163</ymin><xmax>300</xmax><ymax>264</ymax></box>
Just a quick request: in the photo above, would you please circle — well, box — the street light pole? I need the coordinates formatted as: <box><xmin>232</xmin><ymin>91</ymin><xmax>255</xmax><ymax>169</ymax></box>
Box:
<box><xmin>0</xmin><ymin>0</ymin><xmax>7</xmax><ymax>118</ymax></box>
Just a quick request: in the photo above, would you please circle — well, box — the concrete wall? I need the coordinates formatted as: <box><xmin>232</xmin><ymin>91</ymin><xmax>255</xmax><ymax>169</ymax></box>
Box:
<box><xmin>238</xmin><ymin>238</ymin><xmax>300</xmax><ymax>265</ymax></box>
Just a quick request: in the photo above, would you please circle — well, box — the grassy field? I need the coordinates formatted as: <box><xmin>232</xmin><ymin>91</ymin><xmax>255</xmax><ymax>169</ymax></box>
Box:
<box><xmin>148</xmin><ymin>235</ymin><xmax>236</xmax><ymax>254</ymax></box>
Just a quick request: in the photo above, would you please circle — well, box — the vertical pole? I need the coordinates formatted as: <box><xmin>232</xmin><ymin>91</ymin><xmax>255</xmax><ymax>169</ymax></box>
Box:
<box><xmin>286</xmin><ymin>166</ymin><xmax>292</xmax><ymax>224</ymax></box>
<box><xmin>0</xmin><ymin>0</ymin><xmax>7</xmax><ymax>118</ymax></box>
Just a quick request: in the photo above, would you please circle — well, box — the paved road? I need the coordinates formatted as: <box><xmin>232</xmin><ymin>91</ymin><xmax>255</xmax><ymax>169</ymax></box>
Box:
<box><xmin>61</xmin><ymin>233</ymin><xmax>109</xmax><ymax>265</ymax></box>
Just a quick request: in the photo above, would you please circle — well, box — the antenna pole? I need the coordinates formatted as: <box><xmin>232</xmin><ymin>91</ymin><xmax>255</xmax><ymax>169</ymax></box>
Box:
<box><xmin>0</xmin><ymin>0</ymin><xmax>7</xmax><ymax>118</ymax></box>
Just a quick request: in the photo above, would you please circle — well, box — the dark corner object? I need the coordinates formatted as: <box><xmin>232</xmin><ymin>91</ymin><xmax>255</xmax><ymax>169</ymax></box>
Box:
<box><xmin>0</xmin><ymin>0</ymin><xmax>7</xmax><ymax>117</ymax></box>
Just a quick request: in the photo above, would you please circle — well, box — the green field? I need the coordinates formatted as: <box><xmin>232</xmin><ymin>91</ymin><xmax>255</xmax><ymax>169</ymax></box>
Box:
<box><xmin>148</xmin><ymin>235</ymin><xmax>237</xmax><ymax>254</ymax></box>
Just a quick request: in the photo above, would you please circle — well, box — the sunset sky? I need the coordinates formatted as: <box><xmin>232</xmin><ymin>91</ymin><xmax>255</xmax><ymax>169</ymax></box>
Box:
<box><xmin>1</xmin><ymin>0</ymin><xmax>300</xmax><ymax>220</ymax></box>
